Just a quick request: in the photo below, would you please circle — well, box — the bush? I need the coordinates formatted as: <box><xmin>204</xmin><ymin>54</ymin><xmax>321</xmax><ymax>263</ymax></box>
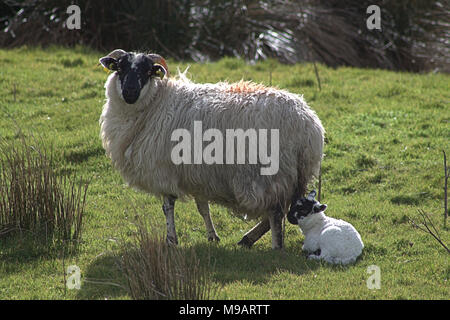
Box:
<box><xmin>1</xmin><ymin>1</ymin><xmax>448</xmax><ymax>72</ymax></box>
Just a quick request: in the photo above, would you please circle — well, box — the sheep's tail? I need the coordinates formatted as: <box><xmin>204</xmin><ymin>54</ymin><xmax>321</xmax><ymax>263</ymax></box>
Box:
<box><xmin>289</xmin><ymin>163</ymin><xmax>312</xmax><ymax>209</ymax></box>
<box><xmin>294</xmin><ymin>115</ymin><xmax>325</xmax><ymax>202</ymax></box>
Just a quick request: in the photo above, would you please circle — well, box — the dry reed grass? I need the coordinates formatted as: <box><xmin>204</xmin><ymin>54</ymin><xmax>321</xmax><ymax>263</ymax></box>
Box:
<box><xmin>0</xmin><ymin>134</ymin><xmax>88</xmax><ymax>248</ymax></box>
<box><xmin>121</xmin><ymin>215</ymin><xmax>219</xmax><ymax>300</ymax></box>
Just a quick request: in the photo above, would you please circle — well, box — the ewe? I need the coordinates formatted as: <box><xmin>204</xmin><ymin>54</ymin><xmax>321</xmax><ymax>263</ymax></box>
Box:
<box><xmin>99</xmin><ymin>49</ymin><xmax>325</xmax><ymax>249</ymax></box>
<box><xmin>287</xmin><ymin>191</ymin><xmax>364</xmax><ymax>264</ymax></box>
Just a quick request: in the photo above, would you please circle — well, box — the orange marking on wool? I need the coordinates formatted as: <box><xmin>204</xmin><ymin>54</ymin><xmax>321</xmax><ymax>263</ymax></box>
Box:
<box><xmin>225</xmin><ymin>80</ymin><xmax>270</xmax><ymax>94</ymax></box>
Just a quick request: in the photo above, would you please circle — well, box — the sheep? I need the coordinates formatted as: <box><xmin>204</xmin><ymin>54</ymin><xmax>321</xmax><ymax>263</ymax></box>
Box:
<box><xmin>98</xmin><ymin>49</ymin><xmax>325</xmax><ymax>249</ymax></box>
<box><xmin>287</xmin><ymin>190</ymin><xmax>364</xmax><ymax>264</ymax></box>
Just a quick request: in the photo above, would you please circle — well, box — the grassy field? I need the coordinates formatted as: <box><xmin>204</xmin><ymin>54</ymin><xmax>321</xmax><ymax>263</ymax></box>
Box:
<box><xmin>0</xmin><ymin>46</ymin><xmax>448</xmax><ymax>300</ymax></box>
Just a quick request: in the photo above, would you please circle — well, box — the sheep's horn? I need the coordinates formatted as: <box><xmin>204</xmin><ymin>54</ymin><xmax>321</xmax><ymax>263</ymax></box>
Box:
<box><xmin>107</xmin><ymin>49</ymin><xmax>127</xmax><ymax>59</ymax></box>
<box><xmin>148</xmin><ymin>53</ymin><xmax>169</xmax><ymax>76</ymax></box>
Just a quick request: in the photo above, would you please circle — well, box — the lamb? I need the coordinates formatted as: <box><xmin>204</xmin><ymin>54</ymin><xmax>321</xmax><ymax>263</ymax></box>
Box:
<box><xmin>98</xmin><ymin>49</ymin><xmax>325</xmax><ymax>249</ymax></box>
<box><xmin>287</xmin><ymin>190</ymin><xmax>364</xmax><ymax>264</ymax></box>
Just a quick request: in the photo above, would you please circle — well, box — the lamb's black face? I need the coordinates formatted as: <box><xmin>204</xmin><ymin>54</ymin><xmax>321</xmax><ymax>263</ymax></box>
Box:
<box><xmin>287</xmin><ymin>191</ymin><xmax>327</xmax><ymax>225</ymax></box>
<box><xmin>100</xmin><ymin>50</ymin><xmax>167</xmax><ymax>104</ymax></box>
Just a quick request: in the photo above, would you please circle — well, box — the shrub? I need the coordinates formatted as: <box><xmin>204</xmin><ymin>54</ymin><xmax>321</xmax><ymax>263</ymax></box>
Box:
<box><xmin>0</xmin><ymin>0</ymin><xmax>448</xmax><ymax>72</ymax></box>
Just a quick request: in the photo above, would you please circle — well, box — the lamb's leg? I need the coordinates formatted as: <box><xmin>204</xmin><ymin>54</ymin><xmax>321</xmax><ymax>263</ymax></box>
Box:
<box><xmin>162</xmin><ymin>195</ymin><xmax>178</xmax><ymax>245</ymax></box>
<box><xmin>195</xmin><ymin>198</ymin><xmax>220</xmax><ymax>242</ymax></box>
<box><xmin>237</xmin><ymin>218</ymin><xmax>270</xmax><ymax>248</ymax></box>
<box><xmin>308</xmin><ymin>249</ymin><xmax>326</xmax><ymax>262</ymax></box>
<box><xmin>307</xmin><ymin>254</ymin><xmax>322</xmax><ymax>261</ymax></box>
<box><xmin>268</xmin><ymin>205</ymin><xmax>284</xmax><ymax>250</ymax></box>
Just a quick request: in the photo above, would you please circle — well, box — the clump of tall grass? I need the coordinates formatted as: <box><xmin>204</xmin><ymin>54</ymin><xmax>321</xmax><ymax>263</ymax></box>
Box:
<box><xmin>121</xmin><ymin>216</ymin><xmax>219</xmax><ymax>300</ymax></box>
<box><xmin>0</xmin><ymin>134</ymin><xmax>88</xmax><ymax>248</ymax></box>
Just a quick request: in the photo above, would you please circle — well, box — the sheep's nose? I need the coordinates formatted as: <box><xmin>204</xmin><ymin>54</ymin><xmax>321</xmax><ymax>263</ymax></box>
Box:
<box><xmin>123</xmin><ymin>87</ymin><xmax>138</xmax><ymax>97</ymax></box>
<box><xmin>122</xmin><ymin>87</ymin><xmax>140</xmax><ymax>104</ymax></box>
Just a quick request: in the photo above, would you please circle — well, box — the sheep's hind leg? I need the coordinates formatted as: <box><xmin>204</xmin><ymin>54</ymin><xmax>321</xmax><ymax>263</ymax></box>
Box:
<box><xmin>268</xmin><ymin>205</ymin><xmax>284</xmax><ymax>250</ymax></box>
<box><xmin>195</xmin><ymin>198</ymin><xmax>220</xmax><ymax>242</ymax></box>
<box><xmin>237</xmin><ymin>218</ymin><xmax>270</xmax><ymax>248</ymax></box>
<box><xmin>162</xmin><ymin>196</ymin><xmax>178</xmax><ymax>245</ymax></box>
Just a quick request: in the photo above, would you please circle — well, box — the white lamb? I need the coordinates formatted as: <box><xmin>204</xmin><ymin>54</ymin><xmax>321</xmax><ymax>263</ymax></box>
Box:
<box><xmin>287</xmin><ymin>191</ymin><xmax>363</xmax><ymax>264</ymax></box>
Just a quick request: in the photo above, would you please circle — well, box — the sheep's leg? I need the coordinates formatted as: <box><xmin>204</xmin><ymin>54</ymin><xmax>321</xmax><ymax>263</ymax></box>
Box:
<box><xmin>195</xmin><ymin>198</ymin><xmax>220</xmax><ymax>242</ymax></box>
<box><xmin>237</xmin><ymin>218</ymin><xmax>270</xmax><ymax>248</ymax></box>
<box><xmin>239</xmin><ymin>187</ymin><xmax>298</xmax><ymax>249</ymax></box>
<box><xmin>162</xmin><ymin>196</ymin><xmax>178</xmax><ymax>245</ymax></box>
<box><xmin>268</xmin><ymin>205</ymin><xmax>284</xmax><ymax>250</ymax></box>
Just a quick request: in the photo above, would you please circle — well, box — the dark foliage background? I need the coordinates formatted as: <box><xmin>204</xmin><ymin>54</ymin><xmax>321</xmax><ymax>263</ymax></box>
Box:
<box><xmin>0</xmin><ymin>0</ymin><xmax>448</xmax><ymax>72</ymax></box>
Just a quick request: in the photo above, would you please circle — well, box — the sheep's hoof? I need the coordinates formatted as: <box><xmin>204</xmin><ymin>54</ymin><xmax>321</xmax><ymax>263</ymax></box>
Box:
<box><xmin>237</xmin><ymin>235</ymin><xmax>253</xmax><ymax>248</ymax></box>
<box><xmin>208</xmin><ymin>233</ymin><xmax>220</xmax><ymax>242</ymax></box>
<box><xmin>166</xmin><ymin>236</ymin><xmax>178</xmax><ymax>246</ymax></box>
<box><xmin>272</xmin><ymin>244</ymin><xmax>283</xmax><ymax>250</ymax></box>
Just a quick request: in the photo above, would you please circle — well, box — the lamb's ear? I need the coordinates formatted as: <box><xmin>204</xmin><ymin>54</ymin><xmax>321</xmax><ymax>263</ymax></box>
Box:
<box><xmin>99</xmin><ymin>57</ymin><xmax>118</xmax><ymax>71</ymax></box>
<box><xmin>150</xmin><ymin>64</ymin><xmax>167</xmax><ymax>80</ymax></box>
<box><xmin>307</xmin><ymin>190</ymin><xmax>317</xmax><ymax>201</ymax></box>
<box><xmin>313</xmin><ymin>204</ymin><xmax>327</xmax><ymax>213</ymax></box>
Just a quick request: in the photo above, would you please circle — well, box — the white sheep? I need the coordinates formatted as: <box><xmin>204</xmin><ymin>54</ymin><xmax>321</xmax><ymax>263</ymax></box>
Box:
<box><xmin>98</xmin><ymin>49</ymin><xmax>325</xmax><ymax>249</ymax></box>
<box><xmin>287</xmin><ymin>191</ymin><xmax>364</xmax><ymax>264</ymax></box>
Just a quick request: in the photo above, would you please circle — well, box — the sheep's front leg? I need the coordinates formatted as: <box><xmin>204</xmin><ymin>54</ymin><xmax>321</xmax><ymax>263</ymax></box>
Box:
<box><xmin>268</xmin><ymin>205</ymin><xmax>284</xmax><ymax>250</ymax></box>
<box><xmin>162</xmin><ymin>195</ymin><xmax>178</xmax><ymax>245</ymax></box>
<box><xmin>237</xmin><ymin>218</ymin><xmax>270</xmax><ymax>248</ymax></box>
<box><xmin>195</xmin><ymin>198</ymin><xmax>220</xmax><ymax>242</ymax></box>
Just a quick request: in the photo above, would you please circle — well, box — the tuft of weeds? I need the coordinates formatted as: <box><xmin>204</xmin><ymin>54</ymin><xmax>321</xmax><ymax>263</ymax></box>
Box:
<box><xmin>355</xmin><ymin>153</ymin><xmax>377</xmax><ymax>169</ymax></box>
<box><xmin>120</xmin><ymin>215</ymin><xmax>219</xmax><ymax>300</ymax></box>
<box><xmin>60</xmin><ymin>58</ymin><xmax>85</xmax><ymax>68</ymax></box>
<box><xmin>0</xmin><ymin>133</ymin><xmax>88</xmax><ymax>250</ymax></box>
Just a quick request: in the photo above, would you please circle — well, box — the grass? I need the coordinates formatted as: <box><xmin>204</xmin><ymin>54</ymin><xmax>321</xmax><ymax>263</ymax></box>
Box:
<box><xmin>0</xmin><ymin>46</ymin><xmax>448</xmax><ymax>300</ymax></box>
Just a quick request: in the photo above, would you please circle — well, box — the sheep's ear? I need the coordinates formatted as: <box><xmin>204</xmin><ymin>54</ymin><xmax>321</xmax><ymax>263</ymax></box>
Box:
<box><xmin>307</xmin><ymin>190</ymin><xmax>316</xmax><ymax>201</ymax></box>
<box><xmin>106</xmin><ymin>49</ymin><xmax>127</xmax><ymax>59</ymax></box>
<box><xmin>99</xmin><ymin>57</ymin><xmax>118</xmax><ymax>71</ymax></box>
<box><xmin>150</xmin><ymin>64</ymin><xmax>167</xmax><ymax>80</ymax></box>
<box><xmin>313</xmin><ymin>204</ymin><xmax>327</xmax><ymax>213</ymax></box>
<box><xmin>99</xmin><ymin>49</ymin><xmax>127</xmax><ymax>71</ymax></box>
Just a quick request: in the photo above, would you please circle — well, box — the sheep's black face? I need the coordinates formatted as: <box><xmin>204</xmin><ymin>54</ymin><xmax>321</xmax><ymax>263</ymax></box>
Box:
<box><xmin>100</xmin><ymin>50</ymin><xmax>167</xmax><ymax>104</ymax></box>
<box><xmin>287</xmin><ymin>190</ymin><xmax>327</xmax><ymax>225</ymax></box>
<box><xmin>115</xmin><ymin>54</ymin><xmax>153</xmax><ymax>104</ymax></box>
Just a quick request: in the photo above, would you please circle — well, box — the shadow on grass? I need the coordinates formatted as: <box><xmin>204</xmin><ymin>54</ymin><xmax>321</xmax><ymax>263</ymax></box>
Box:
<box><xmin>193</xmin><ymin>243</ymin><xmax>321</xmax><ymax>286</ymax></box>
<box><xmin>0</xmin><ymin>232</ymin><xmax>81</xmax><ymax>273</ymax></box>
<box><xmin>75</xmin><ymin>242</ymin><xmax>322</xmax><ymax>299</ymax></box>
<box><xmin>75</xmin><ymin>253</ymin><xmax>129</xmax><ymax>300</ymax></box>
<box><xmin>64</xmin><ymin>145</ymin><xmax>104</xmax><ymax>164</ymax></box>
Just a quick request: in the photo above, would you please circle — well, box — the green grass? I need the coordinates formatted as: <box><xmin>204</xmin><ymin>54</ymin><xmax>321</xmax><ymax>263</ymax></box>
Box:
<box><xmin>0</xmin><ymin>46</ymin><xmax>448</xmax><ymax>299</ymax></box>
